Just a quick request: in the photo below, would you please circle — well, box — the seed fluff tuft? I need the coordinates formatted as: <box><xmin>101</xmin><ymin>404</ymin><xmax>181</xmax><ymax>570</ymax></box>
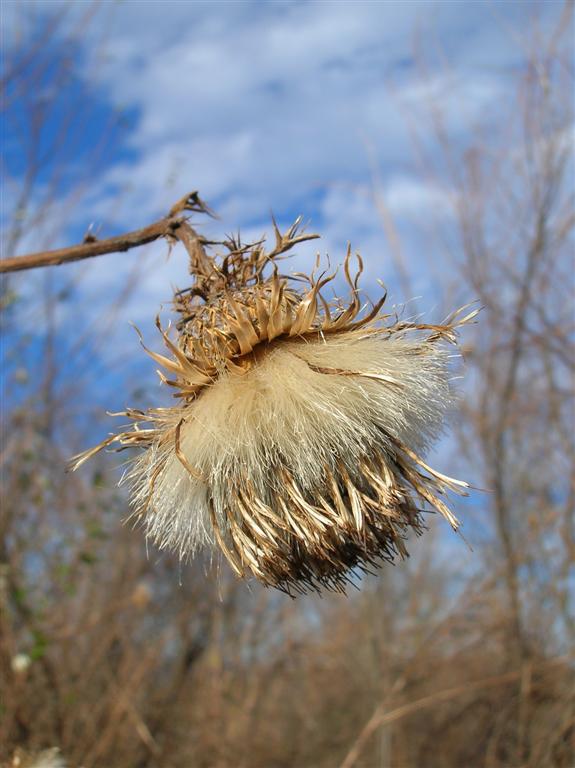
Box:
<box><xmin>72</xmin><ymin>216</ymin><xmax>478</xmax><ymax>595</ymax></box>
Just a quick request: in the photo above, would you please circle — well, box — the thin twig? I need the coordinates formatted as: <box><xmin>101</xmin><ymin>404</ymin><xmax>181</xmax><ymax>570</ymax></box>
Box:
<box><xmin>338</xmin><ymin>656</ymin><xmax>568</xmax><ymax>768</ymax></box>
<box><xmin>0</xmin><ymin>191</ymin><xmax>211</xmax><ymax>274</ymax></box>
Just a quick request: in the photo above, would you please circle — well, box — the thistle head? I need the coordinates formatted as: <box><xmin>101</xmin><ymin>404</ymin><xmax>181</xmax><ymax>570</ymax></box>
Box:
<box><xmin>72</xmin><ymin>216</ymin><xmax>477</xmax><ymax>595</ymax></box>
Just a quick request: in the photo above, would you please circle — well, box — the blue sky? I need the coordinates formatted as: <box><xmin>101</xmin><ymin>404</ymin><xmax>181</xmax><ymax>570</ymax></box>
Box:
<box><xmin>1</xmin><ymin>1</ymin><xmax>567</xmax><ymax>464</ymax></box>
<box><xmin>2</xmin><ymin>0</ymin><xmax>572</xmax><ymax>593</ymax></box>
<box><xmin>4</xmin><ymin>1</ymin><xmax>562</xmax><ymax>256</ymax></box>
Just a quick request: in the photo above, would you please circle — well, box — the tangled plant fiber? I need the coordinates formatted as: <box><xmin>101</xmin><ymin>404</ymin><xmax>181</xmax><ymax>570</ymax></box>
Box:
<box><xmin>72</xmin><ymin>215</ymin><xmax>477</xmax><ymax>595</ymax></box>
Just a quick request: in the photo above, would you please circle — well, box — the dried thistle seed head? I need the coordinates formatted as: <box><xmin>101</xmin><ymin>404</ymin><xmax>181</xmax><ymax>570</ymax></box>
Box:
<box><xmin>72</xmin><ymin>218</ymin><xmax>477</xmax><ymax>595</ymax></box>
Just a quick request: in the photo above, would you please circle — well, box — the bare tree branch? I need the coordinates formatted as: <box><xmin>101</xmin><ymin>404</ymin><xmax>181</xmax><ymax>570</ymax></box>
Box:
<box><xmin>0</xmin><ymin>191</ymin><xmax>212</xmax><ymax>274</ymax></box>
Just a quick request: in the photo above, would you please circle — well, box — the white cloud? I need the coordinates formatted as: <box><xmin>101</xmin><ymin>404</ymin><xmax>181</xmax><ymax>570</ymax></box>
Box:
<box><xmin>71</xmin><ymin>0</ymin><xmax>507</xmax><ymax>229</ymax></box>
<box><xmin>6</xmin><ymin>0</ymin><xmax>546</xmax><ymax>241</ymax></box>
<box><xmin>399</xmin><ymin>71</ymin><xmax>502</xmax><ymax>129</ymax></box>
<box><xmin>4</xmin><ymin>0</ymin><xmax>563</xmax><ymax>376</ymax></box>
<box><xmin>383</xmin><ymin>175</ymin><xmax>454</xmax><ymax>219</ymax></box>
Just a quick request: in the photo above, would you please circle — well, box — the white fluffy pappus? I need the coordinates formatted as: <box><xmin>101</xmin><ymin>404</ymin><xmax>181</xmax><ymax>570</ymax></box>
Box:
<box><xmin>136</xmin><ymin>331</ymin><xmax>454</xmax><ymax>555</ymax></box>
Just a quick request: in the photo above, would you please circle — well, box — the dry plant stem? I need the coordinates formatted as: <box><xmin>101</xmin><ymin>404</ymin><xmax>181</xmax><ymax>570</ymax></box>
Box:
<box><xmin>0</xmin><ymin>191</ymin><xmax>211</xmax><ymax>273</ymax></box>
<box><xmin>339</xmin><ymin>656</ymin><xmax>569</xmax><ymax>768</ymax></box>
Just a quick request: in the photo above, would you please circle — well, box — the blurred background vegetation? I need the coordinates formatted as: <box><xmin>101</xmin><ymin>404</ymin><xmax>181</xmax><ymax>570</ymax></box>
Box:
<box><xmin>1</xmin><ymin>2</ymin><xmax>573</xmax><ymax>767</ymax></box>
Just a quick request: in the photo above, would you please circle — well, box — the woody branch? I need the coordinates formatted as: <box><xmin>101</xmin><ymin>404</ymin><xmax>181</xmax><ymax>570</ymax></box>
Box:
<box><xmin>0</xmin><ymin>191</ymin><xmax>213</xmax><ymax>274</ymax></box>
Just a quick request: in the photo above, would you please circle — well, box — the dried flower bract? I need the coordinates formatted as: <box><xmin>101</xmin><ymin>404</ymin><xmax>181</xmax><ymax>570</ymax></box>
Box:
<box><xmin>72</xmin><ymin>215</ymin><xmax>477</xmax><ymax>595</ymax></box>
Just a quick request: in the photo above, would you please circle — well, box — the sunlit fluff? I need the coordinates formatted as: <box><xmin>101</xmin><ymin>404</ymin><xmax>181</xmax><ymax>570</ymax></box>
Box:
<box><xmin>72</xmin><ymin>219</ymin><xmax>477</xmax><ymax>594</ymax></box>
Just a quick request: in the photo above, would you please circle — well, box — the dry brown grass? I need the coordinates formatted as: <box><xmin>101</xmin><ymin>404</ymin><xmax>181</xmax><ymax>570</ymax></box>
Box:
<box><xmin>1</xmin><ymin>3</ymin><xmax>573</xmax><ymax>767</ymax></box>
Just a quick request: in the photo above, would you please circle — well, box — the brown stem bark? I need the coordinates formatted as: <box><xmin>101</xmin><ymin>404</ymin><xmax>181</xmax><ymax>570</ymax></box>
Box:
<box><xmin>0</xmin><ymin>191</ymin><xmax>212</xmax><ymax>273</ymax></box>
